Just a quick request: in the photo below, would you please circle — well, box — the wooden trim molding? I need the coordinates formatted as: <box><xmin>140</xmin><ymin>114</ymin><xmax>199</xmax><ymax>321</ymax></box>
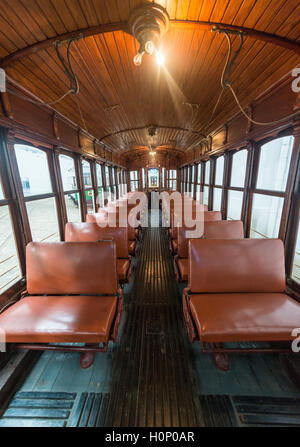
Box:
<box><xmin>0</xmin><ymin>20</ymin><xmax>299</xmax><ymax>69</ymax></box>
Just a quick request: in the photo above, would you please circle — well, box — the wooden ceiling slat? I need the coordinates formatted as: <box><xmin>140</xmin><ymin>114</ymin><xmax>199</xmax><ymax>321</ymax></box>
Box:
<box><xmin>1</xmin><ymin>0</ymin><xmax>299</xmax><ymax>155</ymax></box>
<box><xmin>1</xmin><ymin>0</ymin><xmax>45</xmax><ymax>44</ymax></box>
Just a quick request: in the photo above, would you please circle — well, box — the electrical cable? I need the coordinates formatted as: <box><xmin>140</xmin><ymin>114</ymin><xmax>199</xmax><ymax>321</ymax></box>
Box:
<box><xmin>219</xmin><ymin>28</ymin><xmax>299</xmax><ymax>126</ymax></box>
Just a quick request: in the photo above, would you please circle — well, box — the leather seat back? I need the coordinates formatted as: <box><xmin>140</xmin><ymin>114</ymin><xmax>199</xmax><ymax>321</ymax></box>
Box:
<box><xmin>189</xmin><ymin>239</ymin><xmax>285</xmax><ymax>294</ymax></box>
<box><xmin>178</xmin><ymin>220</ymin><xmax>244</xmax><ymax>258</ymax></box>
<box><xmin>27</xmin><ymin>241</ymin><xmax>118</xmax><ymax>295</ymax></box>
<box><xmin>65</xmin><ymin>223</ymin><xmax>129</xmax><ymax>258</ymax></box>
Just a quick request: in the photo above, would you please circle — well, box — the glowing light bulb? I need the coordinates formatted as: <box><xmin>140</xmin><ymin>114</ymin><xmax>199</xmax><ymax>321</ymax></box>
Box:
<box><xmin>133</xmin><ymin>52</ymin><xmax>144</xmax><ymax>66</ymax></box>
<box><xmin>145</xmin><ymin>41</ymin><xmax>155</xmax><ymax>55</ymax></box>
<box><xmin>156</xmin><ymin>51</ymin><xmax>165</xmax><ymax>66</ymax></box>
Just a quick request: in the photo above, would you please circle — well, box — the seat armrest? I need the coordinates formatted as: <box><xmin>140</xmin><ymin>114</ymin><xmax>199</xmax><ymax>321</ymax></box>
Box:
<box><xmin>182</xmin><ymin>288</ymin><xmax>198</xmax><ymax>343</ymax></box>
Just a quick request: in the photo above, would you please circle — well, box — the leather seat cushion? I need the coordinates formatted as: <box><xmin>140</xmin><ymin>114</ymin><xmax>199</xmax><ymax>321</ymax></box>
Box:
<box><xmin>189</xmin><ymin>293</ymin><xmax>300</xmax><ymax>343</ymax></box>
<box><xmin>128</xmin><ymin>240</ymin><xmax>137</xmax><ymax>254</ymax></box>
<box><xmin>117</xmin><ymin>259</ymin><xmax>130</xmax><ymax>280</ymax></box>
<box><xmin>172</xmin><ymin>239</ymin><xmax>178</xmax><ymax>253</ymax></box>
<box><xmin>177</xmin><ymin>258</ymin><xmax>188</xmax><ymax>281</ymax></box>
<box><xmin>0</xmin><ymin>296</ymin><xmax>118</xmax><ymax>343</ymax></box>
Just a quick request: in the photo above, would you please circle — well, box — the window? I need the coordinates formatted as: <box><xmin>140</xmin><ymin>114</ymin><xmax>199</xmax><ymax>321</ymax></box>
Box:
<box><xmin>227</xmin><ymin>149</ymin><xmax>248</xmax><ymax>221</ymax></box>
<box><xmin>250</xmin><ymin>194</ymin><xmax>284</xmax><ymax>239</ymax></box>
<box><xmin>291</xmin><ymin>218</ymin><xmax>300</xmax><ymax>284</ymax></box>
<box><xmin>15</xmin><ymin>145</ymin><xmax>60</xmax><ymax>242</ymax></box>
<box><xmin>142</xmin><ymin>168</ymin><xmax>146</xmax><ymax>190</ymax></box>
<box><xmin>161</xmin><ymin>168</ymin><xmax>165</xmax><ymax>189</ymax></box>
<box><xmin>59</xmin><ymin>154</ymin><xmax>81</xmax><ymax>223</ymax></box>
<box><xmin>215</xmin><ymin>156</ymin><xmax>224</xmax><ymax>186</ymax></box>
<box><xmin>250</xmin><ymin>136</ymin><xmax>294</xmax><ymax>238</ymax></box>
<box><xmin>82</xmin><ymin>159</ymin><xmax>95</xmax><ymax>214</ymax></box>
<box><xmin>111</xmin><ymin>167</ymin><xmax>117</xmax><ymax>199</ymax></box>
<box><xmin>213</xmin><ymin>156</ymin><xmax>224</xmax><ymax>211</ymax></box>
<box><xmin>15</xmin><ymin>145</ymin><xmax>53</xmax><ymax>197</ymax></box>
<box><xmin>0</xmin><ymin>206</ymin><xmax>22</xmax><ymax>294</ymax></box>
<box><xmin>190</xmin><ymin>165</ymin><xmax>195</xmax><ymax>198</ymax></box>
<box><xmin>256</xmin><ymin>136</ymin><xmax>293</xmax><ymax>191</ymax></box>
<box><xmin>203</xmin><ymin>161</ymin><xmax>211</xmax><ymax>206</ymax></box>
<box><xmin>130</xmin><ymin>171</ymin><xmax>139</xmax><ymax>192</ymax></box>
<box><xmin>196</xmin><ymin>163</ymin><xmax>202</xmax><ymax>202</ymax></box>
<box><xmin>231</xmin><ymin>149</ymin><xmax>248</xmax><ymax>188</ymax></box>
<box><xmin>0</xmin><ymin>179</ymin><xmax>4</xmax><ymax>200</ymax></box>
<box><xmin>149</xmin><ymin>168</ymin><xmax>159</xmax><ymax>188</ymax></box>
<box><xmin>96</xmin><ymin>163</ymin><xmax>104</xmax><ymax>208</ymax></box>
<box><xmin>168</xmin><ymin>170</ymin><xmax>177</xmax><ymax>191</ymax></box>
<box><xmin>213</xmin><ymin>187</ymin><xmax>222</xmax><ymax>211</ymax></box>
<box><xmin>227</xmin><ymin>190</ymin><xmax>244</xmax><ymax>220</ymax></box>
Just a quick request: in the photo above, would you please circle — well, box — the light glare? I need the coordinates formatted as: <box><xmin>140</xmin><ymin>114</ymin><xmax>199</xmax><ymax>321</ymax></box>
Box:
<box><xmin>156</xmin><ymin>51</ymin><xmax>165</xmax><ymax>66</ymax></box>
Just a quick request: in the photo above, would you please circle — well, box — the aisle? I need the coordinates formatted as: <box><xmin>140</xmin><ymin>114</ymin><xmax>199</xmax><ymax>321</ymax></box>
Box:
<box><xmin>105</xmin><ymin>225</ymin><xmax>201</xmax><ymax>426</ymax></box>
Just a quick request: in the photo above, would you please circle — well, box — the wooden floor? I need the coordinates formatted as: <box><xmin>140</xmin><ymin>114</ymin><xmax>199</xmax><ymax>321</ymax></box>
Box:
<box><xmin>3</xmin><ymin>222</ymin><xmax>300</xmax><ymax>427</ymax></box>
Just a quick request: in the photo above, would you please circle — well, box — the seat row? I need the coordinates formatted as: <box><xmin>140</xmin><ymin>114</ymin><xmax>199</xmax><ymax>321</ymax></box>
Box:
<box><xmin>163</xmin><ymin>192</ymin><xmax>300</xmax><ymax>370</ymax></box>
<box><xmin>0</xmin><ymin>194</ymin><xmax>141</xmax><ymax>368</ymax></box>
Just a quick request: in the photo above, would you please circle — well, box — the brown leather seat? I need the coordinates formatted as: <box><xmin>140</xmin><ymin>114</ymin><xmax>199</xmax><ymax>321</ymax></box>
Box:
<box><xmin>65</xmin><ymin>223</ymin><xmax>132</xmax><ymax>282</ymax></box>
<box><xmin>128</xmin><ymin>240</ymin><xmax>137</xmax><ymax>256</ymax></box>
<box><xmin>174</xmin><ymin>220</ymin><xmax>244</xmax><ymax>283</ymax></box>
<box><xmin>178</xmin><ymin>220</ymin><xmax>244</xmax><ymax>259</ymax></box>
<box><xmin>0</xmin><ymin>296</ymin><xmax>117</xmax><ymax>343</ymax></box>
<box><xmin>185</xmin><ymin>239</ymin><xmax>300</xmax><ymax>343</ymax></box>
<box><xmin>177</xmin><ymin>258</ymin><xmax>188</xmax><ymax>282</ymax></box>
<box><xmin>0</xmin><ymin>242</ymin><xmax>122</xmax><ymax>344</ymax></box>
<box><xmin>171</xmin><ymin>239</ymin><xmax>178</xmax><ymax>254</ymax></box>
<box><xmin>189</xmin><ymin>293</ymin><xmax>300</xmax><ymax>343</ymax></box>
<box><xmin>117</xmin><ymin>258</ymin><xmax>131</xmax><ymax>281</ymax></box>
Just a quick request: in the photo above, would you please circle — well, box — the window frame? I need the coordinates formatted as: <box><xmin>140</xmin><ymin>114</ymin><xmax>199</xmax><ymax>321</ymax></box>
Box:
<box><xmin>246</xmin><ymin>134</ymin><xmax>296</xmax><ymax>240</ymax></box>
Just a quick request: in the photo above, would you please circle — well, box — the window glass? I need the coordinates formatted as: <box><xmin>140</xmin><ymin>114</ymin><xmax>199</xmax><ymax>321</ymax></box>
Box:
<box><xmin>231</xmin><ymin>150</ymin><xmax>248</xmax><ymax>188</ymax></box>
<box><xmin>213</xmin><ymin>188</ymin><xmax>222</xmax><ymax>211</ymax></box>
<box><xmin>96</xmin><ymin>164</ymin><xmax>103</xmax><ymax>187</ymax></box>
<box><xmin>196</xmin><ymin>185</ymin><xmax>201</xmax><ymax>202</ymax></box>
<box><xmin>26</xmin><ymin>198</ymin><xmax>59</xmax><ymax>242</ymax></box>
<box><xmin>197</xmin><ymin>164</ymin><xmax>202</xmax><ymax>183</ymax></box>
<box><xmin>142</xmin><ymin>169</ymin><xmax>146</xmax><ymax>189</ymax></box>
<box><xmin>292</xmin><ymin>218</ymin><xmax>300</xmax><ymax>284</ymax></box>
<box><xmin>205</xmin><ymin>161</ymin><xmax>210</xmax><ymax>184</ymax></box>
<box><xmin>64</xmin><ymin>193</ymin><xmax>81</xmax><ymax>222</ymax></box>
<box><xmin>250</xmin><ymin>194</ymin><xmax>284</xmax><ymax>238</ymax></box>
<box><xmin>59</xmin><ymin>155</ymin><xmax>77</xmax><ymax>191</ymax></box>
<box><xmin>0</xmin><ymin>180</ymin><xmax>4</xmax><ymax>200</ymax></box>
<box><xmin>204</xmin><ymin>186</ymin><xmax>209</xmax><ymax>205</ymax></box>
<box><xmin>256</xmin><ymin>136</ymin><xmax>293</xmax><ymax>191</ymax></box>
<box><xmin>227</xmin><ymin>190</ymin><xmax>244</xmax><ymax>220</ymax></box>
<box><xmin>97</xmin><ymin>187</ymin><xmax>104</xmax><ymax>208</ymax></box>
<box><xmin>15</xmin><ymin>145</ymin><xmax>52</xmax><ymax>197</ymax></box>
<box><xmin>82</xmin><ymin>160</ymin><xmax>92</xmax><ymax>188</ymax></box>
<box><xmin>0</xmin><ymin>206</ymin><xmax>22</xmax><ymax>293</ymax></box>
<box><xmin>191</xmin><ymin>166</ymin><xmax>195</xmax><ymax>183</ymax></box>
<box><xmin>85</xmin><ymin>190</ymin><xmax>95</xmax><ymax>214</ymax></box>
<box><xmin>215</xmin><ymin>156</ymin><xmax>224</xmax><ymax>186</ymax></box>
<box><xmin>149</xmin><ymin>168</ymin><xmax>159</xmax><ymax>188</ymax></box>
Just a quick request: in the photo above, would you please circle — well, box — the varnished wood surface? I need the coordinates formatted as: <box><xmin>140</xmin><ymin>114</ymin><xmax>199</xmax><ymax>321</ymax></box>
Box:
<box><xmin>0</xmin><ymin>0</ymin><xmax>299</xmax><ymax>161</ymax></box>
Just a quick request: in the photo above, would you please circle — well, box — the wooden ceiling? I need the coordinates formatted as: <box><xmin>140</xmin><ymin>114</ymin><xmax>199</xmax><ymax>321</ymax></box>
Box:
<box><xmin>0</xmin><ymin>0</ymin><xmax>299</xmax><ymax>162</ymax></box>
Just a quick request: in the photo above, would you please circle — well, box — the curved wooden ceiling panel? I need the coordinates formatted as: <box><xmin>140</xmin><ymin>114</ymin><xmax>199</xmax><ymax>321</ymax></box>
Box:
<box><xmin>0</xmin><ymin>0</ymin><xmax>299</xmax><ymax>159</ymax></box>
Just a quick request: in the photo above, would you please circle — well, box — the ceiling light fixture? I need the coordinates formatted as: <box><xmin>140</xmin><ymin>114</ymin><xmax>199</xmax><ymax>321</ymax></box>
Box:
<box><xmin>129</xmin><ymin>3</ymin><xmax>169</xmax><ymax>67</ymax></box>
